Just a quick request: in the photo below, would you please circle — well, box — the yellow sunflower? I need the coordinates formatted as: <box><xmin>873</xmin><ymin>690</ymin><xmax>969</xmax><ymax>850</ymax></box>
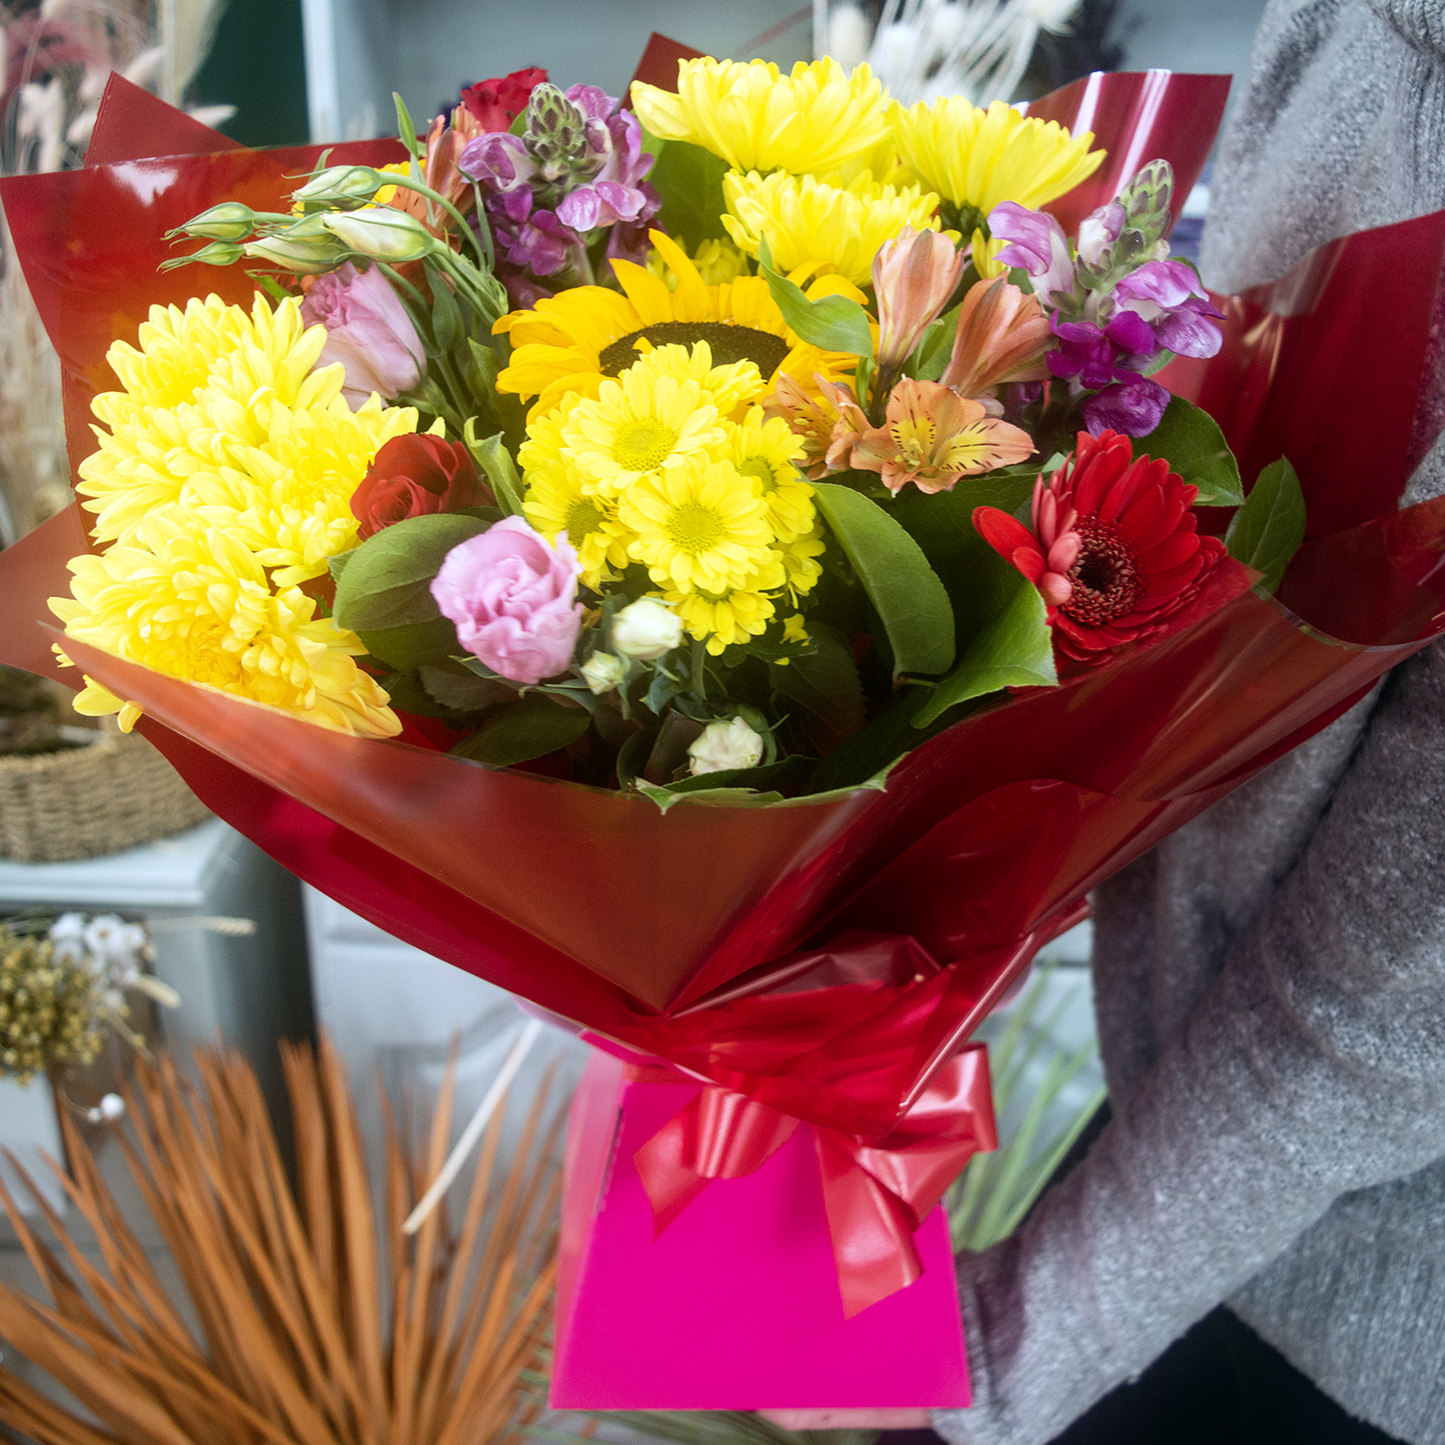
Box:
<box><xmin>494</xmin><ymin>230</ymin><xmax>859</xmax><ymax>419</ymax></box>
<box><xmin>720</xmin><ymin>408</ymin><xmax>814</xmax><ymax>543</ymax></box>
<box><xmin>617</xmin><ymin>455</ymin><xmax>775</xmax><ymax>596</ymax></box>
<box><xmin>891</xmin><ymin>97</ymin><xmax>1104</xmax><ymax>220</ymax></box>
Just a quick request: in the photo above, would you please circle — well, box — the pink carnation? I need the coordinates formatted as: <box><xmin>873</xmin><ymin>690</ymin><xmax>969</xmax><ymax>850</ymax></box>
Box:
<box><xmin>430</xmin><ymin>516</ymin><xmax>584</xmax><ymax>686</ymax></box>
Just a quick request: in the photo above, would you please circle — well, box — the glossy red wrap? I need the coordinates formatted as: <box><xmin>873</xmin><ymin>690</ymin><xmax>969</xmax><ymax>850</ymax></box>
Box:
<box><xmin>633</xmin><ymin>1046</ymin><xmax>995</xmax><ymax>1318</ymax></box>
<box><xmin>2</xmin><ymin>76</ymin><xmax>1444</xmax><ymax>1187</ymax></box>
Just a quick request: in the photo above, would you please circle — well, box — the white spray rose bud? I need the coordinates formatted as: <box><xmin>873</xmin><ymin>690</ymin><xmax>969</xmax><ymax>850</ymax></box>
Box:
<box><xmin>688</xmin><ymin>716</ymin><xmax>765</xmax><ymax>776</ymax></box>
<box><xmin>612</xmin><ymin>598</ymin><xmax>683</xmax><ymax>660</ymax></box>
<box><xmin>581</xmin><ymin>651</ymin><xmax>627</xmax><ymax>694</ymax></box>
<box><xmin>322</xmin><ymin>206</ymin><xmax>436</xmax><ymax>262</ymax></box>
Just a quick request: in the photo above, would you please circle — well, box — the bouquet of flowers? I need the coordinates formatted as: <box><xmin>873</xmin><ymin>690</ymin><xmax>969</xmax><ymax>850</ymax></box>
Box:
<box><xmin>2</xmin><ymin>50</ymin><xmax>1444</xmax><ymax>1409</ymax></box>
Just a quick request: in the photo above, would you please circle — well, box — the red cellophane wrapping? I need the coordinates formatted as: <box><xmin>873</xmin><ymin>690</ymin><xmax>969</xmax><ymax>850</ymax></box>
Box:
<box><xmin>3</xmin><ymin>71</ymin><xmax>1445</xmax><ymax>1331</ymax></box>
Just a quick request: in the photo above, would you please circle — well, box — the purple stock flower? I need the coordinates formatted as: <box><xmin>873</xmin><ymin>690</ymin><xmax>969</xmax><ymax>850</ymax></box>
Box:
<box><xmin>1081</xmin><ymin>378</ymin><xmax>1171</xmax><ymax>437</ymax></box>
<box><xmin>1112</xmin><ymin>259</ymin><xmax>1226</xmax><ymax>360</ymax></box>
<box><xmin>300</xmin><ymin>261</ymin><xmax>423</xmax><ymax>408</ymax></box>
<box><xmin>988</xmin><ymin>201</ymin><xmax>1075</xmax><ymax>304</ymax></box>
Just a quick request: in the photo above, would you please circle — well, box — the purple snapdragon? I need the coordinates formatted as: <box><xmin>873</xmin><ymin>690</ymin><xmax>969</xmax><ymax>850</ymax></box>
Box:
<box><xmin>459</xmin><ymin>81</ymin><xmax>659</xmax><ymax>303</ymax></box>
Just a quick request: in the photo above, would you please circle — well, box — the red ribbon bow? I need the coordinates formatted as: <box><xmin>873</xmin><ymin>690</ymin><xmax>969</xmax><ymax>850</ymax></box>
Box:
<box><xmin>632</xmin><ymin>1046</ymin><xmax>997</xmax><ymax>1317</ymax></box>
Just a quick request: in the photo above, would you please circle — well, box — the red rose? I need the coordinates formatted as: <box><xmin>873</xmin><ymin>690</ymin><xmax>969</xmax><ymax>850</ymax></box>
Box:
<box><xmin>460</xmin><ymin>67</ymin><xmax>548</xmax><ymax>132</ymax></box>
<box><xmin>351</xmin><ymin>434</ymin><xmax>494</xmax><ymax>540</ymax></box>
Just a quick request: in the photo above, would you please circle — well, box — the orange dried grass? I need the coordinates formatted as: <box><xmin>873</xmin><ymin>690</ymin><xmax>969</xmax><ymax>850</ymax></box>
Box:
<box><xmin>0</xmin><ymin>1034</ymin><xmax>562</xmax><ymax>1445</ymax></box>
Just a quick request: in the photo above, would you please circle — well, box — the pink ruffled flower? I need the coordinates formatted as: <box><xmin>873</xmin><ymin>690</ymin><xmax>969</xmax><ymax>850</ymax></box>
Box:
<box><xmin>430</xmin><ymin>516</ymin><xmax>584</xmax><ymax>686</ymax></box>
<box><xmin>300</xmin><ymin>262</ymin><xmax>423</xmax><ymax>408</ymax></box>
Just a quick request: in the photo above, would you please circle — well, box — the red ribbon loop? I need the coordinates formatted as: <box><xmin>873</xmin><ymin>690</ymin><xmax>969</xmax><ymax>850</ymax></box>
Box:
<box><xmin>633</xmin><ymin>1046</ymin><xmax>996</xmax><ymax>1317</ymax></box>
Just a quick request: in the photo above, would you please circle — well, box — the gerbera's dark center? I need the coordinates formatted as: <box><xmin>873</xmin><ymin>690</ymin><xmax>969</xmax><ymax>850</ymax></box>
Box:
<box><xmin>599</xmin><ymin>323</ymin><xmax>790</xmax><ymax>380</ymax></box>
<box><xmin>1062</xmin><ymin>520</ymin><xmax>1141</xmax><ymax>625</ymax></box>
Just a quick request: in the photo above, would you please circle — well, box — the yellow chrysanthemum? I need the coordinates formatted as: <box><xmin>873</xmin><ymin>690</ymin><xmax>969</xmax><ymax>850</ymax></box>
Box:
<box><xmin>777</xmin><ymin>524</ymin><xmax>827</xmax><ymax>598</ymax></box>
<box><xmin>631</xmin><ymin>57</ymin><xmax>890</xmax><ymax>176</ymax></box>
<box><xmin>50</xmin><ymin>511</ymin><xmax>399</xmax><ymax>738</ymax></box>
<box><xmin>666</xmin><ymin>577</ymin><xmax>783</xmax><ymax>656</ymax></box>
<box><xmin>495</xmin><ymin>230</ymin><xmax>858</xmax><ymax>419</ymax></box>
<box><xmin>647</xmin><ymin>236</ymin><xmax>751</xmax><ymax>288</ymax></box>
<box><xmin>721</xmin><ymin>169</ymin><xmax>942</xmax><ymax>286</ymax></box>
<box><xmin>522</xmin><ymin>459</ymin><xmax>633</xmax><ymax>589</ymax></box>
<box><xmin>720</xmin><ymin>408</ymin><xmax>813</xmax><ymax>543</ymax></box>
<box><xmin>624</xmin><ymin>340</ymin><xmax>765</xmax><ymax>420</ymax></box>
<box><xmin>560</xmin><ymin>369</ymin><xmax>725</xmax><ymax>498</ymax></box>
<box><xmin>781</xmin><ymin>613</ymin><xmax>810</xmax><ymax>644</ymax></box>
<box><xmin>891</xmin><ymin>97</ymin><xmax>1104</xmax><ymax>219</ymax></box>
<box><xmin>618</xmin><ymin>456</ymin><xmax>775</xmax><ymax>595</ymax></box>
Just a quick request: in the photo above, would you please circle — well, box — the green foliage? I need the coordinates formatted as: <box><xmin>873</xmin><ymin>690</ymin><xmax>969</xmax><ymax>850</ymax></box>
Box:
<box><xmin>332</xmin><ymin>514</ymin><xmax>489</xmax><ymax>632</ymax></box>
<box><xmin>1132</xmin><ymin>394</ymin><xmax>1244</xmax><ymax>507</ymax></box>
<box><xmin>356</xmin><ymin>617</ymin><xmax>460</xmax><ymax>672</ymax></box>
<box><xmin>1225</xmin><ymin>456</ymin><xmax>1307</xmax><ymax>594</ymax></box>
<box><xmin>757</xmin><ymin>238</ymin><xmax>875</xmax><ymax>358</ymax></box>
<box><xmin>464</xmin><ymin>421</ymin><xmax>526</xmax><ymax>516</ymax></box>
<box><xmin>914</xmin><ymin>581</ymin><xmax>1056</xmax><ymax>726</ymax></box>
<box><xmin>448</xmin><ymin>693</ymin><xmax>591</xmax><ymax>767</ymax></box>
<box><xmin>770</xmin><ymin>625</ymin><xmax>866</xmax><ymax>755</ymax></box>
<box><xmin>647</xmin><ymin>138</ymin><xmax>731</xmax><ymax>252</ymax></box>
<box><xmin>810</xmin><ymin>483</ymin><xmax>955</xmax><ymax>678</ymax></box>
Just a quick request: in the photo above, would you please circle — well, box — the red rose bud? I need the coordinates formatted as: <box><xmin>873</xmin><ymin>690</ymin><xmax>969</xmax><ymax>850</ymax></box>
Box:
<box><xmin>460</xmin><ymin>67</ymin><xmax>548</xmax><ymax>132</ymax></box>
<box><xmin>351</xmin><ymin>434</ymin><xmax>495</xmax><ymax>539</ymax></box>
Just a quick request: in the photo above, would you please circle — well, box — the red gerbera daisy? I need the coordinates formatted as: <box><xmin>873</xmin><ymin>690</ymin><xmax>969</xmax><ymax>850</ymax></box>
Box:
<box><xmin>973</xmin><ymin>428</ymin><xmax>1226</xmax><ymax>663</ymax></box>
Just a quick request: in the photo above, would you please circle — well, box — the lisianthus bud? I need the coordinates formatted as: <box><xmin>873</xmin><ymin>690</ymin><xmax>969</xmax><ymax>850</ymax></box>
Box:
<box><xmin>293</xmin><ymin>164</ymin><xmax>386</xmax><ymax>209</ymax></box>
<box><xmin>688</xmin><ymin>716</ymin><xmax>764</xmax><ymax>775</ymax></box>
<box><xmin>182</xmin><ymin>201</ymin><xmax>257</xmax><ymax>240</ymax></box>
<box><xmin>581</xmin><ymin>651</ymin><xmax>627</xmax><ymax>694</ymax></box>
<box><xmin>243</xmin><ymin>234</ymin><xmax>348</xmax><ymax>274</ymax></box>
<box><xmin>322</xmin><ymin>206</ymin><xmax>437</xmax><ymax>263</ymax></box>
<box><xmin>611</xmin><ymin>598</ymin><xmax>683</xmax><ymax>660</ymax></box>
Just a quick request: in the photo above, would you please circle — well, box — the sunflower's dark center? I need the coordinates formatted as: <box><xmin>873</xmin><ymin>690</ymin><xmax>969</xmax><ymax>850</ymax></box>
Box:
<box><xmin>599</xmin><ymin>322</ymin><xmax>790</xmax><ymax>380</ymax></box>
<box><xmin>1063</xmin><ymin>520</ymin><xmax>1141</xmax><ymax>625</ymax></box>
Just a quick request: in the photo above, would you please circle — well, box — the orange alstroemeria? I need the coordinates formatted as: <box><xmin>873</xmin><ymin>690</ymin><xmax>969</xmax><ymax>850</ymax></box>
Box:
<box><xmin>873</xmin><ymin>226</ymin><xmax>964</xmax><ymax>370</ymax></box>
<box><xmin>852</xmin><ymin>378</ymin><xmax>1035</xmax><ymax>495</ymax></box>
<box><xmin>940</xmin><ymin>277</ymin><xmax>1053</xmax><ymax>398</ymax></box>
<box><xmin>765</xmin><ymin>372</ymin><xmax>870</xmax><ymax>479</ymax></box>
<box><xmin>386</xmin><ymin>105</ymin><xmax>485</xmax><ymax>236</ymax></box>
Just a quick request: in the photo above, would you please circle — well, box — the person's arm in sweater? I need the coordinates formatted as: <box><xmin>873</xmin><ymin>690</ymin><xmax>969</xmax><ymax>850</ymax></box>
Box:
<box><xmin>934</xmin><ymin>638</ymin><xmax>1445</xmax><ymax>1445</ymax></box>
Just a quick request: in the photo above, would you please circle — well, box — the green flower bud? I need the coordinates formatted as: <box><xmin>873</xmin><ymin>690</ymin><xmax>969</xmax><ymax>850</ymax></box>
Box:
<box><xmin>178</xmin><ymin>201</ymin><xmax>258</xmax><ymax>241</ymax></box>
<box><xmin>159</xmin><ymin>238</ymin><xmax>246</xmax><ymax>272</ymax></box>
<box><xmin>292</xmin><ymin>164</ymin><xmax>388</xmax><ymax>210</ymax></box>
<box><xmin>321</xmin><ymin>206</ymin><xmax>436</xmax><ymax>263</ymax></box>
<box><xmin>243</xmin><ymin>234</ymin><xmax>347</xmax><ymax>274</ymax></box>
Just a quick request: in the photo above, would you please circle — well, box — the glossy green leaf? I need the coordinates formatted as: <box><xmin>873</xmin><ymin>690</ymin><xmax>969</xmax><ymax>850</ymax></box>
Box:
<box><xmin>810</xmin><ymin>482</ymin><xmax>955</xmax><ymax>677</ymax></box>
<box><xmin>636</xmin><ymin>754</ymin><xmax>816</xmax><ymax>811</ymax></box>
<box><xmin>913</xmin><ymin>579</ymin><xmax>1056</xmax><ymax>726</ymax></box>
<box><xmin>449</xmin><ymin>693</ymin><xmax>591</xmax><ymax>767</ymax></box>
<box><xmin>464</xmin><ymin>421</ymin><xmax>524</xmax><ymax>517</ymax></box>
<box><xmin>757</xmin><ymin>237</ymin><xmax>875</xmax><ymax>359</ymax></box>
<box><xmin>419</xmin><ymin>660</ymin><xmax>515</xmax><ymax>712</ymax></box>
<box><xmin>1133</xmin><ymin>393</ymin><xmax>1244</xmax><ymax>507</ymax></box>
<box><xmin>1225</xmin><ymin>456</ymin><xmax>1306</xmax><ymax>594</ymax></box>
<box><xmin>332</xmin><ymin>513</ymin><xmax>488</xmax><ymax>631</ymax></box>
<box><xmin>770</xmin><ymin>625</ymin><xmax>865</xmax><ymax>754</ymax></box>
<box><xmin>356</xmin><ymin>616</ymin><xmax>459</xmax><ymax>671</ymax></box>
<box><xmin>647</xmin><ymin>139</ymin><xmax>730</xmax><ymax>251</ymax></box>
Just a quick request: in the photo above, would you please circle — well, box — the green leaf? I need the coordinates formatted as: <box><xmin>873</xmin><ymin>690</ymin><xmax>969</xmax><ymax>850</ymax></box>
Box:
<box><xmin>811</xmin><ymin>482</ymin><xmax>955</xmax><ymax>677</ymax></box>
<box><xmin>419</xmin><ymin>660</ymin><xmax>515</xmax><ymax>712</ymax></box>
<box><xmin>887</xmin><ymin>465</ymin><xmax>1043</xmax><ymax>644</ymax></box>
<box><xmin>1132</xmin><ymin>393</ymin><xmax>1244</xmax><ymax>507</ymax></box>
<box><xmin>636</xmin><ymin>754</ymin><xmax>816</xmax><ymax>811</ymax></box>
<box><xmin>909</xmin><ymin>300</ymin><xmax>961</xmax><ymax>381</ymax></box>
<box><xmin>770</xmin><ymin>625</ymin><xmax>865</xmax><ymax>754</ymax></box>
<box><xmin>356</xmin><ymin>616</ymin><xmax>459</xmax><ymax>671</ymax></box>
<box><xmin>332</xmin><ymin>513</ymin><xmax>488</xmax><ymax>631</ymax></box>
<box><xmin>647</xmin><ymin>139</ymin><xmax>730</xmax><ymax>252</ymax></box>
<box><xmin>449</xmin><ymin>693</ymin><xmax>590</xmax><ymax>767</ymax></box>
<box><xmin>464</xmin><ymin>421</ymin><xmax>524</xmax><ymax>517</ymax></box>
<box><xmin>392</xmin><ymin>92</ymin><xmax>424</xmax><ymax>160</ymax></box>
<box><xmin>1225</xmin><ymin>456</ymin><xmax>1306</xmax><ymax>594</ymax></box>
<box><xmin>757</xmin><ymin>237</ymin><xmax>875</xmax><ymax>359</ymax></box>
<box><xmin>913</xmin><ymin>580</ymin><xmax>1056</xmax><ymax>726</ymax></box>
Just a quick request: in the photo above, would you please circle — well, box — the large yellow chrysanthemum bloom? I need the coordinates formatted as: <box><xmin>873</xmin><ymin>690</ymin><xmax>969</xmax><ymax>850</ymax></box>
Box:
<box><xmin>50</xmin><ymin>512</ymin><xmax>399</xmax><ymax>738</ymax></box>
<box><xmin>722</xmin><ymin>169</ymin><xmax>943</xmax><ymax>287</ymax></box>
<box><xmin>495</xmin><ymin>230</ymin><xmax>858</xmax><ymax>419</ymax></box>
<box><xmin>631</xmin><ymin>57</ymin><xmax>890</xmax><ymax>176</ymax></box>
<box><xmin>647</xmin><ymin>237</ymin><xmax>751</xmax><ymax>289</ymax></box>
<box><xmin>891</xmin><ymin>98</ymin><xmax>1104</xmax><ymax>220</ymax></box>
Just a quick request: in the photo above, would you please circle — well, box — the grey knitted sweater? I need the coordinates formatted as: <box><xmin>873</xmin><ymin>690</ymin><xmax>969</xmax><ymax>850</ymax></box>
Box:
<box><xmin>934</xmin><ymin>3</ymin><xmax>1445</xmax><ymax>1442</ymax></box>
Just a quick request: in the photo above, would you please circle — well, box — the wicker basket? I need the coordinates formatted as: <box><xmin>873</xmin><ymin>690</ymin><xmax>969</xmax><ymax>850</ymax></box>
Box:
<box><xmin>0</xmin><ymin>726</ymin><xmax>212</xmax><ymax>863</ymax></box>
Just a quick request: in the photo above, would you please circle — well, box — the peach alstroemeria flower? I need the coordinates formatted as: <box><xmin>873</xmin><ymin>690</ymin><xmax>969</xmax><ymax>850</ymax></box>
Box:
<box><xmin>874</xmin><ymin>226</ymin><xmax>964</xmax><ymax>370</ymax></box>
<box><xmin>386</xmin><ymin>105</ymin><xmax>485</xmax><ymax>236</ymax></box>
<box><xmin>852</xmin><ymin>378</ymin><xmax>1034</xmax><ymax>495</ymax></box>
<box><xmin>766</xmin><ymin>372</ymin><xmax>871</xmax><ymax>479</ymax></box>
<box><xmin>940</xmin><ymin>276</ymin><xmax>1053</xmax><ymax>397</ymax></box>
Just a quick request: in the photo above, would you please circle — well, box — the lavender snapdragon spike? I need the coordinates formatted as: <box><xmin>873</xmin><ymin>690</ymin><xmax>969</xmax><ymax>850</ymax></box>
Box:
<box><xmin>987</xmin><ymin>161</ymin><xmax>1225</xmax><ymax>438</ymax></box>
<box><xmin>459</xmin><ymin>81</ymin><xmax>659</xmax><ymax>302</ymax></box>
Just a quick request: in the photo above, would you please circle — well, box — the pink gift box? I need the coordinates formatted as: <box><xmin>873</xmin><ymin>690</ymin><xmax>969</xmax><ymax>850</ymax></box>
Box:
<box><xmin>550</xmin><ymin>1049</ymin><xmax>972</xmax><ymax>1410</ymax></box>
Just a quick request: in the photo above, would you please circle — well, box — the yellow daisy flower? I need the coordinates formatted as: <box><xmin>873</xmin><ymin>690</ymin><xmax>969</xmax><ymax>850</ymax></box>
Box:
<box><xmin>50</xmin><ymin>511</ymin><xmax>398</xmax><ymax>738</ymax></box>
<box><xmin>618</xmin><ymin>456</ymin><xmax>775</xmax><ymax>595</ymax></box>
<box><xmin>624</xmin><ymin>340</ymin><xmax>765</xmax><ymax>420</ymax></box>
<box><xmin>560</xmin><ymin>369</ymin><xmax>725</xmax><ymax>498</ymax></box>
<box><xmin>666</xmin><ymin>575</ymin><xmax>783</xmax><ymax>656</ymax></box>
<box><xmin>781</xmin><ymin>612</ymin><xmax>810</xmax><ymax>644</ymax></box>
<box><xmin>522</xmin><ymin>459</ymin><xmax>633</xmax><ymax>589</ymax></box>
<box><xmin>721</xmin><ymin>169</ymin><xmax>942</xmax><ymax>287</ymax></box>
<box><xmin>494</xmin><ymin>230</ymin><xmax>858</xmax><ymax>419</ymax></box>
<box><xmin>891</xmin><ymin>98</ymin><xmax>1104</xmax><ymax>220</ymax></box>
<box><xmin>720</xmin><ymin>408</ymin><xmax>814</xmax><ymax>543</ymax></box>
<box><xmin>631</xmin><ymin>57</ymin><xmax>891</xmax><ymax>176</ymax></box>
<box><xmin>778</xmin><ymin>524</ymin><xmax>827</xmax><ymax>598</ymax></box>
